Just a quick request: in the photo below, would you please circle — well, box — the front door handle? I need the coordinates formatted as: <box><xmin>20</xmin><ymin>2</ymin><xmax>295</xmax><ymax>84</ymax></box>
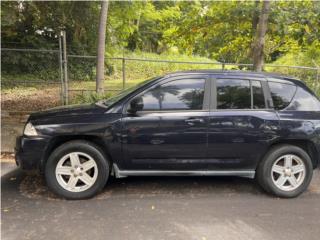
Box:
<box><xmin>150</xmin><ymin>139</ymin><xmax>164</xmax><ymax>145</ymax></box>
<box><xmin>185</xmin><ymin>118</ymin><xmax>205</xmax><ymax>125</ymax></box>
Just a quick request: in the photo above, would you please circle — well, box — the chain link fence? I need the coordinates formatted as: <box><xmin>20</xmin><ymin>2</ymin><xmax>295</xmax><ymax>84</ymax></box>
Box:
<box><xmin>1</xmin><ymin>47</ymin><xmax>62</xmax><ymax>112</ymax></box>
<box><xmin>1</xmin><ymin>46</ymin><xmax>319</xmax><ymax>113</ymax></box>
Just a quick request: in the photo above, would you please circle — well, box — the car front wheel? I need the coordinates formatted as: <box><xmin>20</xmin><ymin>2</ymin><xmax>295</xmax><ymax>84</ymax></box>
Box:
<box><xmin>45</xmin><ymin>140</ymin><xmax>109</xmax><ymax>200</ymax></box>
<box><xmin>257</xmin><ymin>144</ymin><xmax>313</xmax><ymax>198</ymax></box>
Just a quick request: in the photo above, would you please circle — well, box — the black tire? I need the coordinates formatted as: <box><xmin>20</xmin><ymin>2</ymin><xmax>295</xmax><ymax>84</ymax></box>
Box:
<box><xmin>256</xmin><ymin>144</ymin><xmax>313</xmax><ymax>198</ymax></box>
<box><xmin>45</xmin><ymin>140</ymin><xmax>109</xmax><ymax>200</ymax></box>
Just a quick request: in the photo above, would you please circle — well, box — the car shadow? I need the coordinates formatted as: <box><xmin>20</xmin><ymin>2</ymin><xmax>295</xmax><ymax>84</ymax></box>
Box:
<box><xmin>1</xmin><ymin>164</ymin><xmax>319</xmax><ymax>201</ymax></box>
<box><xmin>1</xmin><ymin>165</ymin><xmax>264</xmax><ymax>201</ymax></box>
<box><xmin>99</xmin><ymin>175</ymin><xmax>263</xmax><ymax>198</ymax></box>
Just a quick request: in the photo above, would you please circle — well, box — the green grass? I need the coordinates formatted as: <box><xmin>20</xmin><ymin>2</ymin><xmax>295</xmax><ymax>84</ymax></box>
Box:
<box><xmin>67</xmin><ymin>51</ymin><xmax>222</xmax><ymax>103</ymax></box>
<box><xmin>2</xmin><ymin>50</ymin><xmax>319</xmax><ymax>106</ymax></box>
<box><xmin>103</xmin><ymin>51</ymin><xmax>222</xmax><ymax>85</ymax></box>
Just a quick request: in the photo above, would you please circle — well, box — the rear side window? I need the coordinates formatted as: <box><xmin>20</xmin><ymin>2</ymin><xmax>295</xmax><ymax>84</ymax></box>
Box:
<box><xmin>268</xmin><ymin>82</ymin><xmax>296</xmax><ymax>110</ymax></box>
<box><xmin>216</xmin><ymin>79</ymin><xmax>266</xmax><ymax>109</ymax></box>
<box><xmin>217</xmin><ymin>79</ymin><xmax>251</xmax><ymax>109</ymax></box>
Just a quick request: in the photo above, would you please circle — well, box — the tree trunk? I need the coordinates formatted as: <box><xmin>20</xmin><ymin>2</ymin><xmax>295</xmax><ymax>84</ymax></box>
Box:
<box><xmin>252</xmin><ymin>0</ymin><xmax>271</xmax><ymax>72</ymax></box>
<box><xmin>96</xmin><ymin>1</ymin><xmax>109</xmax><ymax>94</ymax></box>
<box><xmin>251</xmin><ymin>1</ymin><xmax>260</xmax><ymax>36</ymax></box>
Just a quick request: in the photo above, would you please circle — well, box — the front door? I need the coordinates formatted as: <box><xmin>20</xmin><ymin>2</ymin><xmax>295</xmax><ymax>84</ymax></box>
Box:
<box><xmin>121</xmin><ymin>75</ymin><xmax>210</xmax><ymax>170</ymax></box>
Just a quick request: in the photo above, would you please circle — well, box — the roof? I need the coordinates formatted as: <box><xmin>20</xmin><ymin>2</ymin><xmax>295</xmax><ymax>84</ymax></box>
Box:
<box><xmin>165</xmin><ymin>69</ymin><xmax>303</xmax><ymax>84</ymax></box>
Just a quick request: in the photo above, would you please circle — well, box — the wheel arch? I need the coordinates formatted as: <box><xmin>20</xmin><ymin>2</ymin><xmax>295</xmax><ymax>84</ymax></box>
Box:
<box><xmin>263</xmin><ymin>139</ymin><xmax>319</xmax><ymax>169</ymax></box>
<box><xmin>40</xmin><ymin>135</ymin><xmax>113</xmax><ymax>172</ymax></box>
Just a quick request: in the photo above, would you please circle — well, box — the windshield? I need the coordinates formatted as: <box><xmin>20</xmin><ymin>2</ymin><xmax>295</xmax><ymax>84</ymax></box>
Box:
<box><xmin>97</xmin><ymin>76</ymin><xmax>161</xmax><ymax>107</ymax></box>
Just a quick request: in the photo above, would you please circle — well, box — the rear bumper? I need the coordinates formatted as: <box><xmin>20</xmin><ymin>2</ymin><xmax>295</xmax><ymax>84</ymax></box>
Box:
<box><xmin>15</xmin><ymin>136</ymin><xmax>50</xmax><ymax>170</ymax></box>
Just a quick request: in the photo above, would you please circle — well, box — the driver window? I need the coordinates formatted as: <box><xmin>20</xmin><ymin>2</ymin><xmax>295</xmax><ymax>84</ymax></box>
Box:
<box><xmin>134</xmin><ymin>79</ymin><xmax>205</xmax><ymax>111</ymax></box>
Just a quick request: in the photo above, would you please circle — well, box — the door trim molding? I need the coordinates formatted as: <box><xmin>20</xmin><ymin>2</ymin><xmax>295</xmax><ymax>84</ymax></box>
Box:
<box><xmin>113</xmin><ymin>164</ymin><xmax>255</xmax><ymax>179</ymax></box>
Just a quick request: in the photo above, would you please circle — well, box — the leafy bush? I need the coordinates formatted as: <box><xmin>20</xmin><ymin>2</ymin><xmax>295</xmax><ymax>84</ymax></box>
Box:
<box><xmin>71</xmin><ymin>91</ymin><xmax>114</xmax><ymax>104</ymax></box>
<box><xmin>265</xmin><ymin>41</ymin><xmax>320</xmax><ymax>96</ymax></box>
<box><xmin>269</xmin><ymin>41</ymin><xmax>320</xmax><ymax>67</ymax></box>
<box><xmin>1</xmin><ymin>51</ymin><xmax>60</xmax><ymax>81</ymax></box>
<box><xmin>103</xmin><ymin>50</ymin><xmax>220</xmax><ymax>82</ymax></box>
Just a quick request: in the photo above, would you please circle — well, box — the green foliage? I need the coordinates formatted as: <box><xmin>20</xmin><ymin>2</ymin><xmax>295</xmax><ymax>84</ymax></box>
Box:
<box><xmin>1</xmin><ymin>51</ymin><xmax>60</xmax><ymax>81</ymax></box>
<box><xmin>72</xmin><ymin>91</ymin><xmax>113</xmax><ymax>104</ymax></box>
<box><xmin>1</xmin><ymin>1</ymin><xmax>100</xmax><ymax>81</ymax></box>
<box><xmin>157</xmin><ymin>0</ymin><xmax>320</xmax><ymax>64</ymax></box>
<box><xmin>3</xmin><ymin>0</ymin><xmax>320</xmax><ymax>59</ymax></box>
<box><xmin>265</xmin><ymin>41</ymin><xmax>320</xmax><ymax>96</ymax></box>
<box><xmin>1</xmin><ymin>0</ymin><xmax>319</xmax><ymax>92</ymax></box>
<box><xmin>108</xmin><ymin>50</ymin><xmax>219</xmax><ymax>81</ymax></box>
<box><xmin>2</xmin><ymin>0</ymin><xmax>320</xmax><ymax>63</ymax></box>
<box><xmin>69</xmin><ymin>49</ymin><xmax>220</xmax><ymax>83</ymax></box>
<box><xmin>270</xmin><ymin>41</ymin><xmax>320</xmax><ymax>67</ymax></box>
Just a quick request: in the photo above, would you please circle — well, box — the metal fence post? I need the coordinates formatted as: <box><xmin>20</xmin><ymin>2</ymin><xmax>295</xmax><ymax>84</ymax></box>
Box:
<box><xmin>62</xmin><ymin>30</ymin><xmax>69</xmax><ymax>104</ymax></box>
<box><xmin>122</xmin><ymin>58</ymin><xmax>126</xmax><ymax>90</ymax></box>
<box><xmin>316</xmin><ymin>68</ymin><xmax>320</xmax><ymax>96</ymax></box>
<box><xmin>312</xmin><ymin>60</ymin><xmax>320</xmax><ymax>96</ymax></box>
<box><xmin>59</xmin><ymin>33</ymin><xmax>64</xmax><ymax>105</ymax></box>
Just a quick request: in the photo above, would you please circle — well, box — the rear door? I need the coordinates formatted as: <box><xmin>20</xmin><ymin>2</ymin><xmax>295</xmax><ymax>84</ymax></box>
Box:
<box><xmin>207</xmin><ymin>76</ymin><xmax>280</xmax><ymax>170</ymax></box>
<box><xmin>121</xmin><ymin>75</ymin><xmax>211</xmax><ymax>170</ymax></box>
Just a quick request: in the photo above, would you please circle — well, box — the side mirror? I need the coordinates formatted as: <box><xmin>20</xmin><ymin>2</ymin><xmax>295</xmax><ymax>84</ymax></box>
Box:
<box><xmin>128</xmin><ymin>97</ymin><xmax>144</xmax><ymax>114</ymax></box>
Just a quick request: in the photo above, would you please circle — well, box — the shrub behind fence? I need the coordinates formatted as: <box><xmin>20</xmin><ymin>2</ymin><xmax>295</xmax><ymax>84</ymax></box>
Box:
<box><xmin>1</xmin><ymin>47</ymin><xmax>319</xmax><ymax>112</ymax></box>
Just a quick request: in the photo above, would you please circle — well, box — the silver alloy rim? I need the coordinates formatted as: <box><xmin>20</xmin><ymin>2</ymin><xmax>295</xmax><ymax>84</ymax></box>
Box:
<box><xmin>271</xmin><ymin>154</ymin><xmax>306</xmax><ymax>192</ymax></box>
<box><xmin>55</xmin><ymin>152</ymin><xmax>98</xmax><ymax>193</ymax></box>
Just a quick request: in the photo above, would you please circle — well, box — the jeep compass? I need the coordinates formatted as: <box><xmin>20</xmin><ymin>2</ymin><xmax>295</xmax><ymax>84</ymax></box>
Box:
<box><xmin>15</xmin><ymin>70</ymin><xmax>320</xmax><ymax>199</ymax></box>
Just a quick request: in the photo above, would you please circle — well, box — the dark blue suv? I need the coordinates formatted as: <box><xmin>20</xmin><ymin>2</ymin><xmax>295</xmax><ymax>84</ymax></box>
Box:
<box><xmin>16</xmin><ymin>70</ymin><xmax>320</xmax><ymax>199</ymax></box>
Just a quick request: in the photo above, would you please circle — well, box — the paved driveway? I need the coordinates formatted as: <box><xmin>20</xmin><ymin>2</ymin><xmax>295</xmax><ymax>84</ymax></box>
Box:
<box><xmin>1</xmin><ymin>162</ymin><xmax>320</xmax><ymax>240</ymax></box>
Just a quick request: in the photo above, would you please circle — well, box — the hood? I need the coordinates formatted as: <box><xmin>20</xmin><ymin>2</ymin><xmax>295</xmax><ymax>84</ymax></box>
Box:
<box><xmin>29</xmin><ymin>103</ymin><xmax>106</xmax><ymax>121</ymax></box>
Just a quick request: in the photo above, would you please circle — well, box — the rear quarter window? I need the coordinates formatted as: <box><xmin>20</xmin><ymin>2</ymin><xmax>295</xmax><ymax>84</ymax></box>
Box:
<box><xmin>286</xmin><ymin>86</ymin><xmax>320</xmax><ymax>111</ymax></box>
<box><xmin>268</xmin><ymin>82</ymin><xmax>296</xmax><ymax>110</ymax></box>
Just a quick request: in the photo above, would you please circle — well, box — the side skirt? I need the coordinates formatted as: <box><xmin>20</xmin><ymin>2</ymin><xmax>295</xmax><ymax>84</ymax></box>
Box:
<box><xmin>112</xmin><ymin>164</ymin><xmax>255</xmax><ymax>179</ymax></box>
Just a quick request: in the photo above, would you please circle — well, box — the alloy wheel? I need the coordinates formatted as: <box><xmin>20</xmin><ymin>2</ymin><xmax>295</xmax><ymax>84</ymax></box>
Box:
<box><xmin>55</xmin><ymin>152</ymin><xmax>98</xmax><ymax>192</ymax></box>
<box><xmin>271</xmin><ymin>154</ymin><xmax>306</xmax><ymax>192</ymax></box>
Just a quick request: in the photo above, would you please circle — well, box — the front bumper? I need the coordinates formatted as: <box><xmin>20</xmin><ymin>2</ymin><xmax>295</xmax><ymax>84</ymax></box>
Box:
<box><xmin>15</xmin><ymin>136</ymin><xmax>50</xmax><ymax>170</ymax></box>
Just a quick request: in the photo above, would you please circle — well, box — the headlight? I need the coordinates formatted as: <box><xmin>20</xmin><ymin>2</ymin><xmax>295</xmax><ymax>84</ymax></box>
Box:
<box><xmin>24</xmin><ymin>122</ymin><xmax>38</xmax><ymax>136</ymax></box>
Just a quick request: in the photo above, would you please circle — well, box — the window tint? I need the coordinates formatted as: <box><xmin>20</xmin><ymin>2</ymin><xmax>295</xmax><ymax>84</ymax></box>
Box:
<box><xmin>252</xmin><ymin>80</ymin><xmax>266</xmax><ymax>109</ymax></box>
<box><xmin>138</xmin><ymin>79</ymin><xmax>205</xmax><ymax>110</ymax></box>
<box><xmin>217</xmin><ymin>79</ymin><xmax>251</xmax><ymax>109</ymax></box>
<box><xmin>286</xmin><ymin>87</ymin><xmax>320</xmax><ymax>111</ymax></box>
<box><xmin>101</xmin><ymin>76</ymin><xmax>161</xmax><ymax>107</ymax></box>
<box><xmin>268</xmin><ymin>82</ymin><xmax>296</xmax><ymax>110</ymax></box>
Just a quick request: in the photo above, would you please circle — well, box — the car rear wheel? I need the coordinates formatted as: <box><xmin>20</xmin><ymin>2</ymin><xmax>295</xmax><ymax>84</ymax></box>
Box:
<box><xmin>45</xmin><ymin>140</ymin><xmax>109</xmax><ymax>200</ymax></box>
<box><xmin>257</xmin><ymin>144</ymin><xmax>313</xmax><ymax>198</ymax></box>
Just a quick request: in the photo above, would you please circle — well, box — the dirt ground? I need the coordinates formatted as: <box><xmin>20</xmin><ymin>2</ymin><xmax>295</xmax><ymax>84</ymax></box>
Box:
<box><xmin>0</xmin><ymin>153</ymin><xmax>15</xmax><ymax>162</ymax></box>
<box><xmin>1</xmin><ymin>87</ymin><xmax>61</xmax><ymax>112</ymax></box>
